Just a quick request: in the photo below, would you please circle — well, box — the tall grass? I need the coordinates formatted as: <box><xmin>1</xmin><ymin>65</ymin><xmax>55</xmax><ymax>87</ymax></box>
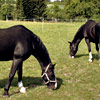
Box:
<box><xmin>0</xmin><ymin>21</ymin><xmax>100</xmax><ymax>100</ymax></box>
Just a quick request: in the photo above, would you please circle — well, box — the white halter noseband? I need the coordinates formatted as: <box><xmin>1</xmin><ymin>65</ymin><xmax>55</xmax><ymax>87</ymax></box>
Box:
<box><xmin>41</xmin><ymin>64</ymin><xmax>57</xmax><ymax>85</ymax></box>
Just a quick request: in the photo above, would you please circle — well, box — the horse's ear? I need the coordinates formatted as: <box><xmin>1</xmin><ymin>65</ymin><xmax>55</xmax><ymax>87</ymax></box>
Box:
<box><xmin>53</xmin><ymin>63</ymin><xmax>56</xmax><ymax>67</ymax></box>
<box><xmin>50</xmin><ymin>63</ymin><xmax>56</xmax><ymax>69</ymax></box>
<box><xmin>52</xmin><ymin>63</ymin><xmax>56</xmax><ymax>69</ymax></box>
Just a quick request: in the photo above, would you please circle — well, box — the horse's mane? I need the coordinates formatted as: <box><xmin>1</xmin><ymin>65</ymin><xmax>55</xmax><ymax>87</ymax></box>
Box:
<box><xmin>32</xmin><ymin>33</ymin><xmax>51</xmax><ymax>66</ymax></box>
<box><xmin>72</xmin><ymin>24</ymin><xmax>85</xmax><ymax>43</ymax></box>
<box><xmin>32</xmin><ymin>33</ymin><xmax>46</xmax><ymax>50</ymax></box>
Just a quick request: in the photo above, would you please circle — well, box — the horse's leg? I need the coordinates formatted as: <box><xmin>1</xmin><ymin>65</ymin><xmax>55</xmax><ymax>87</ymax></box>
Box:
<box><xmin>17</xmin><ymin>63</ymin><xmax>26</xmax><ymax>93</ymax></box>
<box><xmin>99</xmin><ymin>39</ymin><xmax>100</xmax><ymax>60</ymax></box>
<box><xmin>95</xmin><ymin>43</ymin><xmax>100</xmax><ymax>60</ymax></box>
<box><xmin>85</xmin><ymin>38</ymin><xmax>92</xmax><ymax>62</ymax></box>
<box><xmin>3</xmin><ymin>58</ymin><xmax>23</xmax><ymax>96</ymax></box>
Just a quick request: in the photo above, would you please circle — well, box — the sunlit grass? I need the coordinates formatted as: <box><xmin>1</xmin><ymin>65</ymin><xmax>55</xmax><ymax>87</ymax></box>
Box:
<box><xmin>0</xmin><ymin>21</ymin><xmax>100</xmax><ymax>100</ymax></box>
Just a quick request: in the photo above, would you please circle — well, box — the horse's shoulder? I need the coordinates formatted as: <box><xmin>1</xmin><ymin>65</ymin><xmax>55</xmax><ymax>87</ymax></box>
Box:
<box><xmin>84</xmin><ymin>20</ymin><xmax>96</xmax><ymax>29</ymax></box>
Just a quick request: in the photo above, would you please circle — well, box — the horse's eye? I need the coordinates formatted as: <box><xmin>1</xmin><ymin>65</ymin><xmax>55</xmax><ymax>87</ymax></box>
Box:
<box><xmin>49</xmin><ymin>68</ymin><xmax>53</xmax><ymax>71</ymax></box>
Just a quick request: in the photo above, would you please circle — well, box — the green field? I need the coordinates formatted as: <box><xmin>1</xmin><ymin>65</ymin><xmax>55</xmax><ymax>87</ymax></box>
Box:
<box><xmin>0</xmin><ymin>21</ymin><xmax>100</xmax><ymax>100</ymax></box>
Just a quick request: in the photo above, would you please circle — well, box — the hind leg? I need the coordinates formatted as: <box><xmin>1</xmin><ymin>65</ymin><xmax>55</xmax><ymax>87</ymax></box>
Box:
<box><xmin>17</xmin><ymin>63</ymin><xmax>26</xmax><ymax>93</ymax></box>
<box><xmin>95</xmin><ymin>43</ymin><xmax>100</xmax><ymax>60</ymax></box>
<box><xmin>98</xmin><ymin>53</ymin><xmax>100</xmax><ymax>61</ymax></box>
<box><xmin>99</xmin><ymin>39</ymin><xmax>100</xmax><ymax>60</ymax></box>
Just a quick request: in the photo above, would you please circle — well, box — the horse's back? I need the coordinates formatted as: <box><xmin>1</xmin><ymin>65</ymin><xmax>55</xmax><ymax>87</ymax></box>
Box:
<box><xmin>83</xmin><ymin>20</ymin><xmax>100</xmax><ymax>43</ymax></box>
<box><xmin>84</xmin><ymin>20</ymin><xmax>96</xmax><ymax>29</ymax></box>
<box><xmin>0</xmin><ymin>25</ymin><xmax>33</xmax><ymax>61</ymax></box>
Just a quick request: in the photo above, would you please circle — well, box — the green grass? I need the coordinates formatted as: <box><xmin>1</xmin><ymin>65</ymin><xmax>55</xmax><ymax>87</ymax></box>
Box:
<box><xmin>0</xmin><ymin>21</ymin><xmax>100</xmax><ymax>100</ymax></box>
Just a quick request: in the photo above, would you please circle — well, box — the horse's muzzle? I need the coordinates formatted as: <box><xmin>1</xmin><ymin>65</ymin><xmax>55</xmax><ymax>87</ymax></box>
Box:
<box><xmin>69</xmin><ymin>55</ymin><xmax>74</xmax><ymax>59</ymax></box>
<box><xmin>47</xmin><ymin>81</ymin><xmax>57</xmax><ymax>90</ymax></box>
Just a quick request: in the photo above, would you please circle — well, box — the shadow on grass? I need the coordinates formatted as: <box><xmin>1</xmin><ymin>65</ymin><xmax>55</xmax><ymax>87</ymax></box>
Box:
<box><xmin>0</xmin><ymin>77</ymin><xmax>63</xmax><ymax>96</ymax></box>
<box><xmin>75</xmin><ymin>54</ymin><xmax>89</xmax><ymax>58</ymax></box>
<box><xmin>75</xmin><ymin>53</ymin><xmax>98</xmax><ymax>60</ymax></box>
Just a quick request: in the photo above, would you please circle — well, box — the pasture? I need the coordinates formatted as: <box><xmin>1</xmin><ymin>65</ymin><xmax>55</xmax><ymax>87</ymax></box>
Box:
<box><xmin>0</xmin><ymin>21</ymin><xmax>100</xmax><ymax>100</ymax></box>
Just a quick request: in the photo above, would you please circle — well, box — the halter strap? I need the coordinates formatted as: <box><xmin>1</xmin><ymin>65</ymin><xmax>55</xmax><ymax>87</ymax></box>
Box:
<box><xmin>41</xmin><ymin>64</ymin><xmax>57</xmax><ymax>85</ymax></box>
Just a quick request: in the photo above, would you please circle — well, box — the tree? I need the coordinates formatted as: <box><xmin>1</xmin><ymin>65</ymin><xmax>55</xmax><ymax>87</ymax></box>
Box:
<box><xmin>76</xmin><ymin>2</ymin><xmax>96</xmax><ymax>18</ymax></box>
<box><xmin>35</xmin><ymin>0</ymin><xmax>47</xmax><ymax>18</ymax></box>
<box><xmin>0</xmin><ymin>1</ymin><xmax>14</xmax><ymax>20</ymax></box>
<box><xmin>65</xmin><ymin>2</ymin><xmax>78</xmax><ymax>19</ymax></box>
<box><xmin>9</xmin><ymin>0</ymin><xmax>16</xmax><ymax>4</ymax></box>
<box><xmin>65</xmin><ymin>0</ymin><xmax>100</xmax><ymax>20</ymax></box>
<box><xmin>17</xmin><ymin>0</ymin><xmax>47</xmax><ymax>19</ymax></box>
<box><xmin>16</xmin><ymin>0</ymin><xmax>25</xmax><ymax>20</ymax></box>
<box><xmin>21</xmin><ymin>0</ymin><xmax>34</xmax><ymax>19</ymax></box>
<box><xmin>45</xmin><ymin>4</ymin><xmax>66</xmax><ymax>20</ymax></box>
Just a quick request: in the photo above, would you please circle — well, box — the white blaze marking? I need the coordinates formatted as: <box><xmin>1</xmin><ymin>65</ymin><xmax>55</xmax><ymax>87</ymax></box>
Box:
<box><xmin>18</xmin><ymin>81</ymin><xmax>23</xmax><ymax>88</ymax></box>
<box><xmin>89</xmin><ymin>52</ymin><xmax>92</xmax><ymax>62</ymax></box>
<box><xmin>88</xmin><ymin>59</ymin><xmax>92</xmax><ymax>62</ymax></box>
<box><xmin>20</xmin><ymin>87</ymin><xmax>26</xmax><ymax>93</ymax></box>
<box><xmin>89</xmin><ymin>52</ymin><xmax>92</xmax><ymax>59</ymax></box>
<box><xmin>18</xmin><ymin>81</ymin><xmax>26</xmax><ymax>93</ymax></box>
<box><xmin>71</xmin><ymin>56</ymin><xmax>74</xmax><ymax>58</ymax></box>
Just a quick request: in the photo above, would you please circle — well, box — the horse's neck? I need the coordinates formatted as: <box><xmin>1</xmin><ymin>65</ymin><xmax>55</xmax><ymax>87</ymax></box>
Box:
<box><xmin>33</xmin><ymin>45</ymin><xmax>51</xmax><ymax>71</ymax></box>
<box><xmin>34</xmin><ymin>49</ymin><xmax>51</xmax><ymax>71</ymax></box>
<box><xmin>72</xmin><ymin>25</ymin><xmax>84</xmax><ymax>46</ymax></box>
<box><xmin>39</xmin><ymin>57</ymin><xmax>51</xmax><ymax>70</ymax></box>
<box><xmin>72</xmin><ymin>33</ymin><xmax>83</xmax><ymax>47</ymax></box>
<box><xmin>73</xmin><ymin>37</ymin><xmax>82</xmax><ymax>46</ymax></box>
<box><xmin>33</xmin><ymin>51</ymin><xmax>51</xmax><ymax>73</ymax></box>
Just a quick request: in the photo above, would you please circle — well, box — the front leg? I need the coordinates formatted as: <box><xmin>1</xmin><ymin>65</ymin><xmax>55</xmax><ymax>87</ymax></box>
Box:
<box><xmin>85</xmin><ymin>38</ymin><xmax>92</xmax><ymax>62</ymax></box>
<box><xmin>89</xmin><ymin>52</ymin><xmax>92</xmax><ymax>62</ymax></box>
<box><xmin>3</xmin><ymin>58</ymin><xmax>23</xmax><ymax>97</ymax></box>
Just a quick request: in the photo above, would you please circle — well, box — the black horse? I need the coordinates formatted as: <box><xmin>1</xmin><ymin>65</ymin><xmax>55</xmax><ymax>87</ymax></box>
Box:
<box><xmin>69</xmin><ymin>20</ymin><xmax>100</xmax><ymax>62</ymax></box>
<box><xmin>0</xmin><ymin>25</ymin><xmax>57</xmax><ymax>96</ymax></box>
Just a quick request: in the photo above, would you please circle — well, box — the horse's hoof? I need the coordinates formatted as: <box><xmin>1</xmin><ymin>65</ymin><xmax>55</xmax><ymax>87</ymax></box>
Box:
<box><xmin>20</xmin><ymin>87</ymin><xmax>26</xmax><ymax>93</ymax></box>
<box><xmin>69</xmin><ymin>55</ymin><xmax>74</xmax><ymax>59</ymax></box>
<box><xmin>88</xmin><ymin>59</ymin><xmax>92</xmax><ymax>62</ymax></box>
<box><xmin>2</xmin><ymin>92</ymin><xmax>9</xmax><ymax>97</ymax></box>
<box><xmin>71</xmin><ymin>56</ymin><xmax>74</xmax><ymax>59</ymax></box>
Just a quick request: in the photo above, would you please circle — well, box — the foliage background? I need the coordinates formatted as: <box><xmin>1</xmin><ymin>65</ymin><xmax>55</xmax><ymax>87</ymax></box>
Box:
<box><xmin>0</xmin><ymin>0</ymin><xmax>100</xmax><ymax>21</ymax></box>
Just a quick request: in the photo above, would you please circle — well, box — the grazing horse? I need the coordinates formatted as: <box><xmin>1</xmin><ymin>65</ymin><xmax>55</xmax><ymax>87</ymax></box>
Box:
<box><xmin>0</xmin><ymin>25</ymin><xmax>57</xmax><ymax>96</ymax></box>
<box><xmin>68</xmin><ymin>20</ymin><xmax>100</xmax><ymax>62</ymax></box>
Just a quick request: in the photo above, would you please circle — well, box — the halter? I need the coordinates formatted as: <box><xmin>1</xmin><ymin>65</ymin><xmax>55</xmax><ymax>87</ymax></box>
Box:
<box><xmin>41</xmin><ymin>64</ymin><xmax>57</xmax><ymax>85</ymax></box>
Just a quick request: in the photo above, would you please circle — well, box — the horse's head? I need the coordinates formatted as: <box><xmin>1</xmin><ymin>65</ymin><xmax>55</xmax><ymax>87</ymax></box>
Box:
<box><xmin>42</xmin><ymin>63</ymin><xmax>57</xmax><ymax>90</ymax></box>
<box><xmin>68</xmin><ymin>41</ymin><xmax>78</xmax><ymax>58</ymax></box>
